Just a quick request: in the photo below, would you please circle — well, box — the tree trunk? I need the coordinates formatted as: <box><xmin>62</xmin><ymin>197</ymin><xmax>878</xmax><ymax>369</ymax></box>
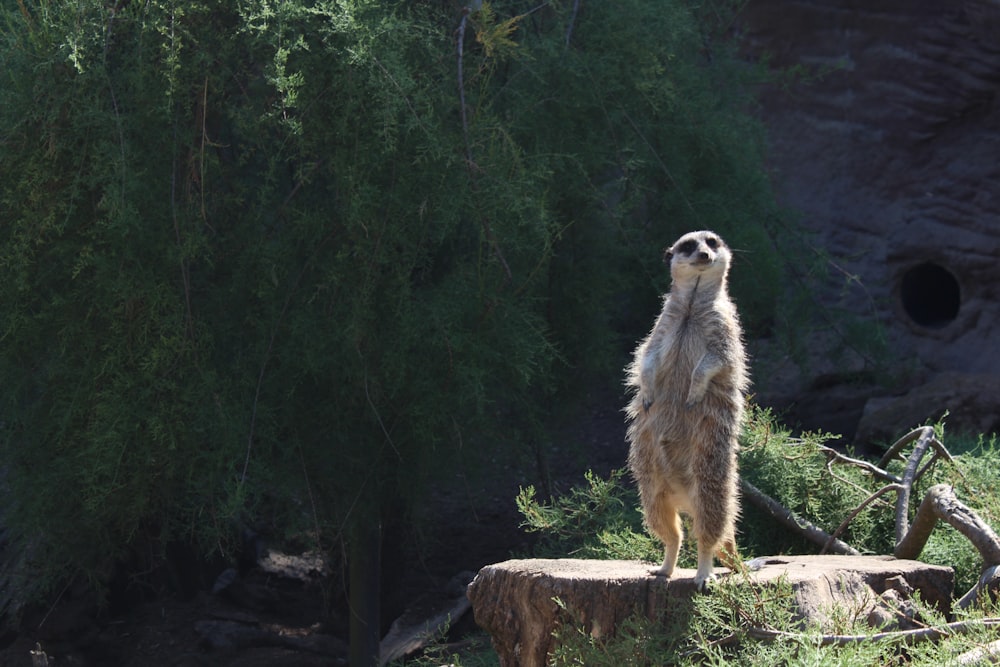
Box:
<box><xmin>466</xmin><ymin>557</ymin><xmax>954</xmax><ymax>667</ymax></box>
<box><xmin>349</xmin><ymin>517</ymin><xmax>382</xmax><ymax>667</ymax></box>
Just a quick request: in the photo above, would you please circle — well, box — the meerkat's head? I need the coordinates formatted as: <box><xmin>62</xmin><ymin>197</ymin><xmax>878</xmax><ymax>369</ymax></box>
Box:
<box><xmin>663</xmin><ymin>230</ymin><xmax>731</xmax><ymax>286</ymax></box>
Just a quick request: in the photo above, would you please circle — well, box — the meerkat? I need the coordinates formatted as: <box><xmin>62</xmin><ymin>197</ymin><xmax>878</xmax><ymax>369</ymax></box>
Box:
<box><xmin>625</xmin><ymin>230</ymin><xmax>749</xmax><ymax>590</ymax></box>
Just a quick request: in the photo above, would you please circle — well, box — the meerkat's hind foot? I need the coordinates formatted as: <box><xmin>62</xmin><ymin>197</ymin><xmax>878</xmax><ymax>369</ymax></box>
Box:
<box><xmin>651</xmin><ymin>561</ymin><xmax>674</xmax><ymax>578</ymax></box>
<box><xmin>693</xmin><ymin>572</ymin><xmax>716</xmax><ymax>593</ymax></box>
<box><xmin>693</xmin><ymin>547</ymin><xmax>717</xmax><ymax>592</ymax></box>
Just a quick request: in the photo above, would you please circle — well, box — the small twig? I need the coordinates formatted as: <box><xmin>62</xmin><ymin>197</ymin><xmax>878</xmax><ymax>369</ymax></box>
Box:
<box><xmin>373</xmin><ymin>57</ymin><xmax>430</xmax><ymax>137</ymax></box>
<box><xmin>877</xmin><ymin>426</ymin><xmax>942</xmax><ymax>469</ymax></box>
<box><xmin>913</xmin><ymin>451</ymin><xmax>942</xmax><ymax>487</ymax></box>
<box><xmin>621</xmin><ymin>110</ymin><xmax>698</xmax><ymax>218</ymax></box>
<box><xmin>454</xmin><ymin>7</ymin><xmax>513</xmax><ymax>285</ymax></box>
<box><xmin>364</xmin><ymin>370</ymin><xmax>401</xmax><ymax>461</ymax></box>
<box><xmin>821</xmin><ymin>484</ymin><xmax>902</xmax><ymax>554</ymax></box>
<box><xmin>824</xmin><ymin>458</ymin><xmax>892</xmax><ymax>503</ymax></box>
<box><xmin>818</xmin><ymin>444</ymin><xmax>901</xmax><ymax>484</ymax></box>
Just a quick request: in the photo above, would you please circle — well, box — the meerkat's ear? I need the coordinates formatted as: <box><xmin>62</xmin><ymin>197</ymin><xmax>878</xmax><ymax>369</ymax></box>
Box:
<box><xmin>662</xmin><ymin>247</ymin><xmax>673</xmax><ymax>265</ymax></box>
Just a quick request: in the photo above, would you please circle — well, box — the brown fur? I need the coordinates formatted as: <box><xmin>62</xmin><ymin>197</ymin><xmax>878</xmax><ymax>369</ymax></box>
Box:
<box><xmin>625</xmin><ymin>230</ymin><xmax>749</xmax><ymax>589</ymax></box>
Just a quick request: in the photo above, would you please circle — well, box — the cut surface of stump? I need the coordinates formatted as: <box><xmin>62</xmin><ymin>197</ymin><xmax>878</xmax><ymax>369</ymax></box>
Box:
<box><xmin>466</xmin><ymin>556</ymin><xmax>954</xmax><ymax>667</ymax></box>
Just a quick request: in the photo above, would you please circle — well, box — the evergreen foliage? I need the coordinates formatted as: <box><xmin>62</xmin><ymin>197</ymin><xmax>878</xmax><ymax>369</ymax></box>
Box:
<box><xmin>0</xmin><ymin>0</ymin><xmax>786</xmax><ymax>614</ymax></box>
<box><xmin>518</xmin><ymin>409</ymin><xmax>1000</xmax><ymax>596</ymax></box>
<box><xmin>516</xmin><ymin>412</ymin><xmax>1000</xmax><ymax>666</ymax></box>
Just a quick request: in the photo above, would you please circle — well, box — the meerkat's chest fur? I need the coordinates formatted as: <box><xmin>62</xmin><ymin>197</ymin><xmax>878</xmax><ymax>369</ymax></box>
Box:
<box><xmin>645</xmin><ymin>283</ymin><xmax>724</xmax><ymax>382</ymax></box>
<box><xmin>626</xmin><ymin>230</ymin><xmax>747</xmax><ymax>441</ymax></box>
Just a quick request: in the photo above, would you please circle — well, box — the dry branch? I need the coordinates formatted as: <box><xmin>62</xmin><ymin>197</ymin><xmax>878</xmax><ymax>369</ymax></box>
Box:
<box><xmin>954</xmin><ymin>638</ymin><xmax>1000</xmax><ymax>665</ymax></box>
<box><xmin>748</xmin><ymin>617</ymin><xmax>1000</xmax><ymax>647</ymax></box>
<box><xmin>957</xmin><ymin>564</ymin><xmax>1000</xmax><ymax>610</ymax></box>
<box><xmin>894</xmin><ymin>484</ymin><xmax>1000</xmax><ymax>564</ymax></box>
<box><xmin>818</xmin><ymin>444</ymin><xmax>900</xmax><ymax>484</ymax></box>
<box><xmin>894</xmin><ymin>483</ymin><xmax>1000</xmax><ymax>609</ymax></box>
<box><xmin>877</xmin><ymin>426</ymin><xmax>954</xmax><ymax>470</ymax></box>
<box><xmin>767</xmin><ymin>423</ymin><xmax>1000</xmax><ymax>612</ymax></box>
<box><xmin>822</xmin><ymin>484</ymin><xmax>901</xmax><ymax>555</ymax></box>
<box><xmin>740</xmin><ymin>479</ymin><xmax>859</xmax><ymax>555</ymax></box>
<box><xmin>895</xmin><ymin>427</ymin><xmax>936</xmax><ymax>544</ymax></box>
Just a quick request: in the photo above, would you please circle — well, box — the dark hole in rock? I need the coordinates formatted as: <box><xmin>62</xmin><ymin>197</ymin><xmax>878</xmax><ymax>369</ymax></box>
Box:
<box><xmin>900</xmin><ymin>262</ymin><xmax>960</xmax><ymax>329</ymax></box>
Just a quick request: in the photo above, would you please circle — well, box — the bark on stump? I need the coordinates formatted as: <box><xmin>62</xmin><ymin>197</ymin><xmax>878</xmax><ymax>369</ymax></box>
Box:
<box><xmin>466</xmin><ymin>556</ymin><xmax>954</xmax><ymax>667</ymax></box>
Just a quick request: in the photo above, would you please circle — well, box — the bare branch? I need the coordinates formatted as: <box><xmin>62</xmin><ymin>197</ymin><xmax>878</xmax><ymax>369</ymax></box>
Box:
<box><xmin>748</xmin><ymin>618</ymin><xmax>1000</xmax><ymax>647</ymax></box>
<box><xmin>821</xmin><ymin>484</ymin><xmax>902</xmax><ymax>555</ymax></box>
<box><xmin>895</xmin><ymin>483</ymin><xmax>1000</xmax><ymax>564</ymax></box>
<box><xmin>954</xmin><ymin>638</ymin><xmax>1000</xmax><ymax>665</ymax></box>
<box><xmin>877</xmin><ymin>425</ymin><xmax>954</xmax><ymax>470</ymax></box>
<box><xmin>957</xmin><ymin>564</ymin><xmax>1000</xmax><ymax>611</ymax></box>
<box><xmin>818</xmin><ymin>444</ymin><xmax>900</xmax><ymax>484</ymax></box>
<box><xmin>740</xmin><ymin>479</ymin><xmax>860</xmax><ymax>555</ymax></box>
<box><xmin>877</xmin><ymin>426</ymin><xmax>931</xmax><ymax>469</ymax></box>
<box><xmin>895</xmin><ymin>428</ymin><xmax>936</xmax><ymax>544</ymax></box>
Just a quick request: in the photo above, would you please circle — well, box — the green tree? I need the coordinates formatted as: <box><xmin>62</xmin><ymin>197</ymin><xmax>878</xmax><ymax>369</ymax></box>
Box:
<box><xmin>0</xmin><ymin>0</ymin><xmax>786</xmax><ymax>661</ymax></box>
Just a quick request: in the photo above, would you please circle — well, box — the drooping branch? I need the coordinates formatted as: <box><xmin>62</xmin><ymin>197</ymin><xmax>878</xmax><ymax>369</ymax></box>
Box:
<box><xmin>455</xmin><ymin>5</ymin><xmax>513</xmax><ymax>284</ymax></box>
<box><xmin>456</xmin><ymin>8</ymin><xmax>472</xmax><ymax>167</ymax></box>
<box><xmin>565</xmin><ymin>0</ymin><xmax>581</xmax><ymax>48</ymax></box>
<box><xmin>740</xmin><ymin>479</ymin><xmax>859</xmax><ymax>555</ymax></box>
<box><xmin>877</xmin><ymin>426</ymin><xmax>954</xmax><ymax>470</ymax></box>
<box><xmin>817</xmin><ymin>443</ymin><xmax>900</xmax><ymax>484</ymax></box>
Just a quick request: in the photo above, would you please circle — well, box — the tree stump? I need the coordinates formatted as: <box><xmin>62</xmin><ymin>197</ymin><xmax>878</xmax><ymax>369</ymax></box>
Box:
<box><xmin>466</xmin><ymin>556</ymin><xmax>954</xmax><ymax>667</ymax></box>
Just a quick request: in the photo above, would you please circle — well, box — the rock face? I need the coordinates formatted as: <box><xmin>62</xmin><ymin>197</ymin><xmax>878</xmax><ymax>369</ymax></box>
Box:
<box><xmin>739</xmin><ymin>1</ymin><xmax>1000</xmax><ymax>440</ymax></box>
<box><xmin>467</xmin><ymin>556</ymin><xmax>954</xmax><ymax>667</ymax></box>
<box><xmin>856</xmin><ymin>372</ymin><xmax>1000</xmax><ymax>444</ymax></box>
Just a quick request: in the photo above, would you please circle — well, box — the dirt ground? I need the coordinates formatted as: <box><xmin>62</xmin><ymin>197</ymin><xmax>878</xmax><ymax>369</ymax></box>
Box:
<box><xmin>0</xmin><ymin>390</ymin><xmax>629</xmax><ymax>667</ymax></box>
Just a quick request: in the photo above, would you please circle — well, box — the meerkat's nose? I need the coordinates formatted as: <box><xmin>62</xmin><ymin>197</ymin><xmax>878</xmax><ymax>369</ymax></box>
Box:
<box><xmin>697</xmin><ymin>251</ymin><xmax>710</xmax><ymax>261</ymax></box>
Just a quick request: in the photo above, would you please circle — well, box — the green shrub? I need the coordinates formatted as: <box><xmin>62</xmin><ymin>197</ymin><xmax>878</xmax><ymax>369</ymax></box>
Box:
<box><xmin>517</xmin><ymin>469</ymin><xmax>662</xmax><ymax>563</ymax></box>
<box><xmin>545</xmin><ymin>569</ymin><xmax>1000</xmax><ymax>667</ymax></box>
<box><xmin>519</xmin><ymin>408</ymin><xmax>1000</xmax><ymax>597</ymax></box>
<box><xmin>523</xmin><ymin>439</ymin><xmax>1000</xmax><ymax>666</ymax></box>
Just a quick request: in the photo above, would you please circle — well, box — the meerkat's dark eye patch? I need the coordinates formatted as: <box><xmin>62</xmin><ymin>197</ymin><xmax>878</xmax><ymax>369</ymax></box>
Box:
<box><xmin>677</xmin><ymin>240</ymin><xmax>697</xmax><ymax>255</ymax></box>
<box><xmin>705</xmin><ymin>237</ymin><xmax>719</xmax><ymax>249</ymax></box>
